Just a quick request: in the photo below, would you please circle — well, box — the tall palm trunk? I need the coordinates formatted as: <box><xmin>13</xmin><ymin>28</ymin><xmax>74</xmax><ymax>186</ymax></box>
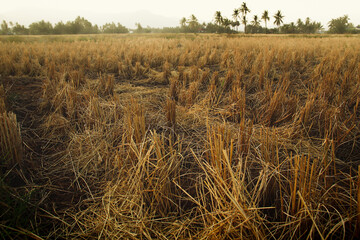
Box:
<box><xmin>265</xmin><ymin>20</ymin><xmax>267</xmax><ymax>33</ymax></box>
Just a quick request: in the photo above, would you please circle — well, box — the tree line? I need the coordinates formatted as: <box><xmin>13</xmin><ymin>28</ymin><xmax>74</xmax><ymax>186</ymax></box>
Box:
<box><xmin>206</xmin><ymin>2</ymin><xmax>359</xmax><ymax>34</ymax></box>
<box><xmin>1</xmin><ymin>2</ymin><xmax>359</xmax><ymax>35</ymax></box>
<box><xmin>0</xmin><ymin>16</ymin><xmax>128</xmax><ymax>35</ymax></box>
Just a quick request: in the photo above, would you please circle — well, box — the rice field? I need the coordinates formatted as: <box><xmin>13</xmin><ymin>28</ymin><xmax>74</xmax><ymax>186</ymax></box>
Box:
<box><xmin>1</xmin><ymin>34</ymin><xmax>360</xmax><ymax>239</ymax></box>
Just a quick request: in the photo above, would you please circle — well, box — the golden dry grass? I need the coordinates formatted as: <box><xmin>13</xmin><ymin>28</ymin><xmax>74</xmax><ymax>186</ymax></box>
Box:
<box><xmin>0</xmin><ymin>34</ymin><xmax>360</xmax><ymax>239</ymax></box>
<box><xmin>0</xmin><ymin>84</ymin><xmax>23</xmax><ymax>167</ymax></box>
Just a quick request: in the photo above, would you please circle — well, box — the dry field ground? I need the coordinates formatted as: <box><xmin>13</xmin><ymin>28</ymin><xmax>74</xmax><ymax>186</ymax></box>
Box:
<box><xmin>0</xmin><ymin>34</ymin><xmax>360</xmax><ymax>239</ymax></box>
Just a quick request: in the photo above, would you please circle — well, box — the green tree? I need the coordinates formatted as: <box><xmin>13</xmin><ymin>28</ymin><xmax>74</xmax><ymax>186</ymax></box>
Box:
<box><xmin>65</xmin><ymin>16</ymin><xmax>98</xmax><ymax>34</ymax></box>
<box><xmin>302</xmin><ymin>17</ymin><xmax>322</xmax><ymax>33</ymax></box>
<box><xmin>53</xmin><ymin>21</ymin><xmax>67</xmax><ymax>34</ymax></box>
<box><xmin>180</xmin><ymin>17</ymin><xmax>187</xmax><ymax>28</ymax></box>
<box><xmin>297</xmin><ymin>19</ymin><xmax>304</xmax><ymax>32</ymax></box>
<box><xmin>261</xmin><ymin>10</ymin><xmax>270</xmax><ymax>33</ymax></box>
<box><xmin>281</xmin><ymin>22</ymin><xmax>298</xmax><ymax>33</ymax></box>
<box><xmin>247</xmin><ymin>15</ymin><xmax>262</xmax><ymax>33</ymax></box>
<box><xmin>328</xmin><ymin>15</ymin><xmax>350</xmax><ymax>34</ymax></box>
<box><xmin>251</xmin><ymin>15</ymin><xmax>260</xmax><ymax>27</ymax></box>
<box><xmin>66</xmin><ymin>19</ymin><xmax>81</xmax><ymax>34</ymax></box>
<box><xmin>134</xmin><ymin>23</ymin><xmax>151</xmax><ymax>33</ymax></box>
<box><xmin>1</xmin><ymin>20</ymin><xmax>11</xmax><ymax>35</ymax></box>
<box><xmin>29</xmin><ymin>20</ymin><xmax>53</xmax><ymax>35</ymax></box>
<box><xmin>188</xmin><ymin>14</ymin><xmax>200</xmax><ymax>32</ymax></box>
<box><xmin>135</xmin><ymin>23</ymin><xmax>143</xmax><ymax>33</ymax></box>
<box><xmin>214</xmin><ymin>11</ymin><xmax>223</xmax><ymax>27</ymax></box>
<box><xmin>241</xmin><ymin>16</ymin><xmax>248</xmax><ymax>33</ymax></box>
<box><xmin>12</xmin><ymin>22</ymin><xmax>29</xmax><ymax>35</ymax></box>
<box><xmin>240</xmin><ymin>2</ymin><xmax>250</xmax><ymax>33</ymax></box>
<box><xmin>273</xmin><ymin>10</ymin><xmax>284</xmax><ymax>30</ymax></box>
<box><xmin>232</xmin><ymin>9</ymin><xmax>240</xmax><ymax>31</ymax></box>
<box><xmin>205</xmin><ymin>22</ymin><xmax>234</xmax><ymax>34</ymax></box>
<box><xmin>222</xmin><ymin>18</ymin><xmax>232</xmax><ymax>30</ymax></box>
<box><xmin>204</xmin><ymin>22</ymin><xmax>220</xmax><ymax>33</ymax></box>
<box><xmin>281</xmin><ymin>18</ymin><xmax>322</xmax><ymax>34</ymax></box>
<box><xmin>102</xmin><ymin>22</ymin><xmax>128</xmax><ymax>34</ymax></box>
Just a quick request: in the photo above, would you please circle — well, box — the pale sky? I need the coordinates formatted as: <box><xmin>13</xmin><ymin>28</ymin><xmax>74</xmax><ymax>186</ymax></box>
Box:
<box><xmin>1</xmin><ymin>0</ymin><xmax>359</xmax><ymax>29</ymax></box>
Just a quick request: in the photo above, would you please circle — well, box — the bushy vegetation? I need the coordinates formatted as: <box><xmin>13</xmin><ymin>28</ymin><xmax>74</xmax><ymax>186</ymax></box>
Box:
<box><xmin>0</xmin><ymin>17</ymin><xmax>128</xmax><ymax>35</ymax></box>
<box><xmin>1</xmin><ymin>1</ymin><xmax>359</xmax><ymax>35</ymax></box>
<box><xmin>328</xmin><ymin>15</ymin><xmax>360</xmax><ymax>34</ymax></box>
<box><xmin>1</xmin><ymin>34</ymin><xmax>360</xmax><ymax>239</ymax></box>
<box><xmin>280</xmin><ymin>18</ymin><xmax>323</xmax><ymax>34</ymax></box>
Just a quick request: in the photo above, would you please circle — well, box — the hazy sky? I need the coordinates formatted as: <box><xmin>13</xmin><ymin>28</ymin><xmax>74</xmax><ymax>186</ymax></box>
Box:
<box><xmin>1</xmin><ymin>0</ymin><xmax>360</xmax><ymax>29</ymax></box>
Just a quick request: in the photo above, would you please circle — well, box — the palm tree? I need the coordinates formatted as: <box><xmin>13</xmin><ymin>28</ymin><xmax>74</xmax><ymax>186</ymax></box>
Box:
<box><xmin>251</xmin><ymin>15</ymin><xmax>260</xmax><ymax>27</ymax></box>
<box><xmin>241</xmin><ymin>16</ymin><xmax>248</xmax><ymax>33</ymax></box>
<box><xmin>232</xmin><ymin>9</ymin><xmax>240</xmax><ymax>31</ymax></box>
<box><xmin>223</xmin><ymin>18</ymin><xmax>232</xmax><ymax>29</ymax></box>
<box><xmin>214</xmin><ymin>11</ymin><xmax>223</xmax><ymax>26</ymax></box>
<box><xmin>189</xmin><ymin>14</ymin><xmax>198</xmax><ymax>23</ymax></box>
<box><xmin>240</xmin><ymin>2</ymin><xmax>250</xmax><ymax>33</ymax></box>
<box><xmin>180</xmin><ymin>17</ymin><xmax>187</xmax><ymax>28</ymax></box>
<box><xmin>273</xmin><ymin>10</ymin><xmax>284</xmax><ymax>29</ymax></box>
<box><xmin>188</xmin><ymin>14</ymin><xmax>199</xmax><ymax>32</ymax></box>
<box><xmin>261</xmin><ymin>10</ymin><xmax>270</xmax><ymax>33</ymax></box>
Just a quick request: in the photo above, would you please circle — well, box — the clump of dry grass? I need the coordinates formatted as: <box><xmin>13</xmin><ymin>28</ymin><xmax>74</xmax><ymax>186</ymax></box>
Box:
<box><xmin>0</xmin><ymin>111</ymin><xmax>22</xmax><ymax>167</ymax></box>
<box><xmin>0</xmin><ymin>85</ymin><xmax>23</xmax><ymax>167</ymax></box>
<box><xmin>0</xmin><ymin>84</ymin><xmax>6</xmax><ymax>113</ymax></box>
<box><xmin>97</xmin><ymin>73</ymin><xmax>115</xmax><ymax>96</ymax></box>
<box><xmin>124</xmin><ymin>97</ymin><xmax>146</xmax><ymax>144</ymax></box>
<box><xmin>166</xmin><ymin>98</ymin><xmax>176</xmax><ymax>132</ymax></box>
